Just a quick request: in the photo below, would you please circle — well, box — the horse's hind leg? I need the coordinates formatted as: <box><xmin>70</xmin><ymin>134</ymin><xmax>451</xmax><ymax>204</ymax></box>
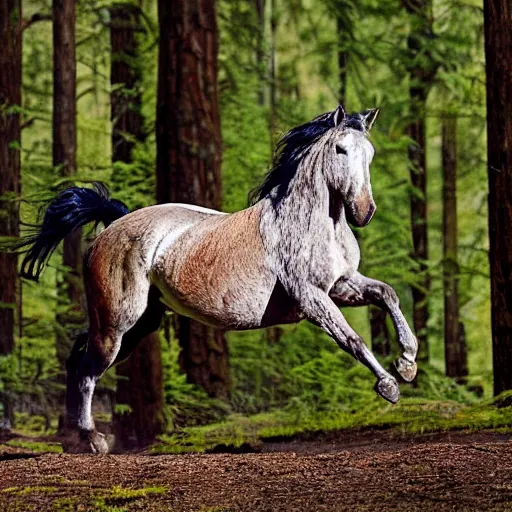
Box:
<box><xmin>66</xmin><ymin>271</ymin><xmax>152</xmax><ymax>453</ymax></box>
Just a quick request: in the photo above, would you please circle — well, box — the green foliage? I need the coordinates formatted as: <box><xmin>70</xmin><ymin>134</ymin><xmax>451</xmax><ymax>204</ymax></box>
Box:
<box><xmin>161</xmin><ymin>329</ymin><xmax>230</xmax><ymax>428</ymax></box>
<box><xmin>4</xmin><ymin>439</ymin><xmax>62</xmax><ymax>453</ymax></box>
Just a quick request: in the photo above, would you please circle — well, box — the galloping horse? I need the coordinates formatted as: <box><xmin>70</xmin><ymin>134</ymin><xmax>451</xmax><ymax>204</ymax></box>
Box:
<box><xmin>18</xmin><ymin>104</ymin><xmax>418</xmax><ymax>453</ymax></box>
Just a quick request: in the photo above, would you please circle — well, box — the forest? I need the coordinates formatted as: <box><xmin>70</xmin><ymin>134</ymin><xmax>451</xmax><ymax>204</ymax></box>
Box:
<box><xmin>0</xmin><ymin>0</ymin><xmax>512</xmax><ymax>508</ymax></box>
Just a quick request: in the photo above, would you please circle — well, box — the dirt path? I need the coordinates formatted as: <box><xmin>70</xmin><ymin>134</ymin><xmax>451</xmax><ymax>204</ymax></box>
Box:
<box><xmin>1</xmin><ymin>431</ymin><xmax>511</xmax><ymax>511</ymax></box>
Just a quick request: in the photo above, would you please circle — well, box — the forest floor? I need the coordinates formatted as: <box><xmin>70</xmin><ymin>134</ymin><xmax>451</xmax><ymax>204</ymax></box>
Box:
<box><xmin>0</xmin><ymin>429</ymin><xmax>511</xmax><ymax>511</ymax></box>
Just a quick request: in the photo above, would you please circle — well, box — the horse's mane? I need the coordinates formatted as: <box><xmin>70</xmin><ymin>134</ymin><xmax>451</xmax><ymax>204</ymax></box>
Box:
<box><xmin>248</xmin><ymin>109</ymin><xmax>365</xmax><ymax>206</ymax></box>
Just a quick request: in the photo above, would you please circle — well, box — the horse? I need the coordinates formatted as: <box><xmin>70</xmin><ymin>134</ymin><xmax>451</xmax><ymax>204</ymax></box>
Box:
<box><xmin>17</xmin><ymin>104</ymin><xmax>418</xmax><ymax>454</ymax></box>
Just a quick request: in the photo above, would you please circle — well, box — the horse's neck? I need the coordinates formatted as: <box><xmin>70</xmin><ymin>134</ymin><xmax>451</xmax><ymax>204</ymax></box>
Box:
<box><xmin>261</xmin><ymin>155</ymin><xmax>334</xmax><ymax>243</ymax></box>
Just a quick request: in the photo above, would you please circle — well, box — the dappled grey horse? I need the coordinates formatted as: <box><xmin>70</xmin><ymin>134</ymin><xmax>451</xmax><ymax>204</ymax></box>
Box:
<box><xmin>18</xmin><ymin>104</ymin><xmax>417</xmax><ymax>453</ymax></box>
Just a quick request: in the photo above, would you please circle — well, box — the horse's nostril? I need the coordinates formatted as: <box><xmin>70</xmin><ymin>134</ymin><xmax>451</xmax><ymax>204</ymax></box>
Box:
<box><xmin>364</xmin><ymin>204</ymin><xmax>376</xmax><ymax>225</ymax></box>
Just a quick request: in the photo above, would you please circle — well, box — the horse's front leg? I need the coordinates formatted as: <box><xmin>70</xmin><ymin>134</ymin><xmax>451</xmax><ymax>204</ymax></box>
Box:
<box><xmin>329</xmin><ymin>272</ymin><xmax>418</xmax><ymax>382</ymax></box>
<box><xmin>297</xmin><ymin>285</ymin><xmax>400</xmax><ymax>403</ymax></box>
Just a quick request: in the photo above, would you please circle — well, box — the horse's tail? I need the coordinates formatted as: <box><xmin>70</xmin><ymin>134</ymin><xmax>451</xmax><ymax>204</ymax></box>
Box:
<box><xmin>14</xmin><ymin>182</ymin><xmax>130</xmax><ymax>281</ymax></box>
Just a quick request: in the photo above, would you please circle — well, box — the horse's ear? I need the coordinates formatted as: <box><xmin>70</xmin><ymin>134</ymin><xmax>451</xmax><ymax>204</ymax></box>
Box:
<box><xmin>333</xmin><ymin>104</ymin><xmax>346</xmax><ymax>127</ymax></box>
<box><xmin>361</xmin><ymin>108</ymin><xmax>380</xmax><ymax>131</ymax></box>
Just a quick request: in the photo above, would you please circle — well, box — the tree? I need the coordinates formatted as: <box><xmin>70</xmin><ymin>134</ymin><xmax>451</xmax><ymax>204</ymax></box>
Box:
<box><xmin>156</xmin><ymin>0</ymin><xmax>230</xmax><ymax>398</ymax></box>
<box><xmin>109</xmin><ymin>1</ymin><xmax>165</xmax><ymax>449</ymax></box>
<box><xmin>0</xmin><ymin>0</ymin><xmax>22</xmax><ymax>427</ymax></box>
<box><xmin>253</xmin><ymin>0</ymin><xmax>266</xmax><ymax>106</ymax></box>
<box><xmin>332</xmin><ymin>0</ymin><xmax>391</xmax><ymax>356</ymax></box>
<box><xmin>53</xmin><ymin>0</ymin><xmax>82</xmax><ymax>370</ymax></box>
<box><xmin>402</xmin><ymin>0</ymin><xmax>437</xmax><ymax>363</ymax></box>
<box><xmin>483</xmin><ymin>0</ymin><xmax>512</xmax><ymax>395</ymax></box>
<box><xmin>269</xmin><ymin>0</ymin><xmax>278</xmax><ymax>144</ymax></box>
<box><xmin>442</xmin><ymin>115</ymin><xmax>467</xmax><ymax>382</ymax></box>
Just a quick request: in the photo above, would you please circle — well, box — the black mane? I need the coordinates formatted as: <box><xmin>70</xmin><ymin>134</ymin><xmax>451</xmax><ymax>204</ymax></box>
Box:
<box><xmin>248</xmin><ymin>109</ymin><xmax>365</xmax><ymax>206</ymax></box>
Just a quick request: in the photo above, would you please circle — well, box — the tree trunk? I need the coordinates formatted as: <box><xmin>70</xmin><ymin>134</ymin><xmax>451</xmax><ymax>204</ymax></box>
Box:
<box><xmin>337</xmin><ymin>6</ymin><xmax>390</xmax><ymax>355</ymax></box>
<box><xmin>110</xmin><ymin>2</ymin><xmax>165</xmax><ymax>449</ymax></box>
<box><xmin>53</xmin><ymin>0</ymin><xmax>82</xmax><ymax>371</ymax></box>
<box><xmin>403</xmin><ymin>0</ymin><xmax>436</xmax><ymax>363</ymax></box>
<box><xmin>442</xmin><ymin>115</ymin><xmax>467</xmax><ymax>382</ymax></box>
<box><xmin>268</xmin><ymin>0</ymin><xmax>277</xmax><ymax>146</ymax></box>
<box><xmin>0</xmin><ymin>0</ymin><xmax>22</xmax><ymax>427</ymax></box>
<box><xmin>156</xmin><ymin>0</ymin><xmax>230</xmax><ymax>398</ymax></box>
<box><xmin>483</xmin><ymin>0</ymin><xmax>512</xmax><ymax>395</ymax></box>
<box><xmin>336</xmin><ymin>16</ymin><xmax>348</xmax><ymax>103</ymax></box>
<box><xmin>253</xmin><ymin>0</ymin><xmax>266</xmax><ymax>106</ymax></box>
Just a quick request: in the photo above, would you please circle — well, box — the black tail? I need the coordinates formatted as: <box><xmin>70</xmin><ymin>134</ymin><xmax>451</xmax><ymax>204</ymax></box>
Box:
<box><xmin>14</xmin><ymin>182</ymin><xmax>130</xmax><ymax>281</ymax></box>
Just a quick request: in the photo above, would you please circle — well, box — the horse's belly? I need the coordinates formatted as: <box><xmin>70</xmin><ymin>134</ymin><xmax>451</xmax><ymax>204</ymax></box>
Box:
<box><xmin>155</xmin><ymin>281</ymin><xmax>272</xmax><ymax>330</ymax></box>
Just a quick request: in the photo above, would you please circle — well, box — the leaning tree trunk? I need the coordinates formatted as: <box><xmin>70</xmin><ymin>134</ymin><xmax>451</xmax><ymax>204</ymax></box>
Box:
<box><xmin>403</xmin><ymin>0</ymin><xmax>437</xmax><ymax>364</ymax></box>
<box><xmin>110</xmin><ymin>1</ymin><xmax>165</xmax><ymax>449</ymax></box>
<box><xmin>0</xmin><ymin>0</ymin><xmax>22</xmax><ymax>427</ymax></box>
<box><xmin>156</xmin><ymin>0</ymin><xmax>230</xmax><ymax>398</ymax></box>
<box><xmin>53</xmin><ymin>0</ymin><xmax>82</xmax><ymax>372</ymax></box>
<box><xmin>483</xmin><ymin>0</ymin><xmax>512</xmax><ymax>395</ymax></box>
<box><xmin>442</xmin><ymin>115</ymin><xmax>467</xmax><ymax>382</ymax></box>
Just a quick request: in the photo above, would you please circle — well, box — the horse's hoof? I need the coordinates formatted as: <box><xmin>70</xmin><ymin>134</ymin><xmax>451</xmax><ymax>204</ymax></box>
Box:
<box><xmin>395</xmin><ymin>357</ymin><xmax>418</xmax><ymax>383</ymax></box>
<box><xmin>375</xmin><ymin>377</ymin><xmax>400</xmax><ymax>404</ymax></box>
<box><xmin>89</xmin><ymin>432</ymin><xmax>114</xmax><ymax>455</ymax></box>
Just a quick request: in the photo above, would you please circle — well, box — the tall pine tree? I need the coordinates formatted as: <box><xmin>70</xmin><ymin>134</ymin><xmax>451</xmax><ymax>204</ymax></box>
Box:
<box><xmin>156</xmin><ymin>0</ymin><xmax>230</xmax><ymax>398</ymax></box>
<box><xmin>402</xmin><ymin>0</ymin><xmax>437</xmax><ymax>363</ymax></box>
<box><xmin>0</xmin><ymin>0</ymin><xmax>22</xmax><ymax>427</ymax></box>
<box><xmin>53</xmin><ymin>0</ymin><xmax>83</xmax><ymax>374</ymax></box>
<box><xmin>483</xmin><ymin>0</ymin><xmax>512</xmax><ymax>395</ymax></box>
<box><xmin>110</xmin><ymin>1</ymin><xmax>165</xmax><ymax>449</ymax></box>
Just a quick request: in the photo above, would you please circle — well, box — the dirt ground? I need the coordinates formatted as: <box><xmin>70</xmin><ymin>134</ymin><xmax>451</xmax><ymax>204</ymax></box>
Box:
<box><xmin>0</xmin><ymin>430</ymin><xmax>511</xmax><ymax>511</ymax></box>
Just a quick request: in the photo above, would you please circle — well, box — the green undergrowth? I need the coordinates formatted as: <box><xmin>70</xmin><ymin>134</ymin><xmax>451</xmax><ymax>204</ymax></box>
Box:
<box><xmin>2</xmin><ymin>439</ymin><xmax>63</xmax><ymax>453</ymax></box>
<box><xmin>153</xmin><ymin>393</ymin><xmax>512</xmax><ymax>454</ymax></box>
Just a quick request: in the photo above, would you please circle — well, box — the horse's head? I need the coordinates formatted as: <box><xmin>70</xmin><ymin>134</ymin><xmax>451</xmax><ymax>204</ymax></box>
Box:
<box><xmin>324</xmin><ymin>105</ymin><xmax>379</xmax><ymax>227</ymax></box>
<box><xmin>248</xmin><ymin>104</ymin><xmax>380</xmax><ymax>228</ymax></box>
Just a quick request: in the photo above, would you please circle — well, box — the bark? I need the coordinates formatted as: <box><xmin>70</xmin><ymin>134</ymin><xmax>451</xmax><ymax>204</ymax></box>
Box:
<box><xmin>442</xmin><ymin>116</ymin><xmax>467</xmax><ymax>382</ymax></box>
<box><xmin>110</xmin><ymin>2</ymin><xmax>165</xmax><ymax>449</ymax></box>
<box><xmin>483</xmin><ymin>0</ymin><xmax>512</xmax><ymax>395</ymax></box>
<box><xmin>113</xmin><ymin>335</ymin><xmax>165</xmax><ymax>448</ymax></box>
<box><xmin>53</xmin><ymin>0</ymin><xmax>82</xmax><ymax>369</ymax></box>
<box><xmin>403</xmin><ymin>0</ymin><xmax>436</xmax><ymax>363</ymax></box>
<box><xmin>337</xmin><ymin>16</ymin><xmax>348</xmax><ymax>103</ymax></box>
<box><xmin>253</xmin><ymin>0</ymin><xmax>265</xmax><ymax>106</ymax></box>
<box><xmin>156</xmin><ymin>0</ymin><xmax>230</xmax><ymax>398</ymax></box>
<box><xmin>0</xmin><ymin>0</ymin><xmax>22</xmax><ymax>427</ymax></box>
<box><xmin>268</xmin><ymin>0</ymin><xmax>277</xmax><ymax>146</ymax></box>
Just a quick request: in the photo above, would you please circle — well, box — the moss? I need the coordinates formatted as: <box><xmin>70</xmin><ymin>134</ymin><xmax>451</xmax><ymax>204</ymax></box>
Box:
<box><xmin>152</xmin><ymin>395</ymin><xmax>512</xmax><ymax>454</ymax></box>
<box><xmin>3</xmin><ymin>486</ymin><xmax>57</xmax><ymax>495</ymax></box>
<box><xmin>106</xmin><ymin>485</ymin><xmax>167</xmax><ymax>502</ymax></box>
<box><xmin>51</xmin><ymin>497</ymin><xmax>76</xmax><ymax>512</ymax></box>
<box><xmin>5</xmin><ymin>439</ymin><xmax>63</xmax><ymax>453</ymax></box>
<box><xmin>50</xmin><ymin>485</ymin><xmax>167</xmax><ymax>512</ymax></box>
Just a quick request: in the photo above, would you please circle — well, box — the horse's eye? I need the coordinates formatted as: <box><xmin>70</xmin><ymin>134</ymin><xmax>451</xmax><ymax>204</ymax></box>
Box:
<box><xmin>336</xmin><ymin>145</ymin><xmax>347</xmax><ymax>155</ymax></box>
